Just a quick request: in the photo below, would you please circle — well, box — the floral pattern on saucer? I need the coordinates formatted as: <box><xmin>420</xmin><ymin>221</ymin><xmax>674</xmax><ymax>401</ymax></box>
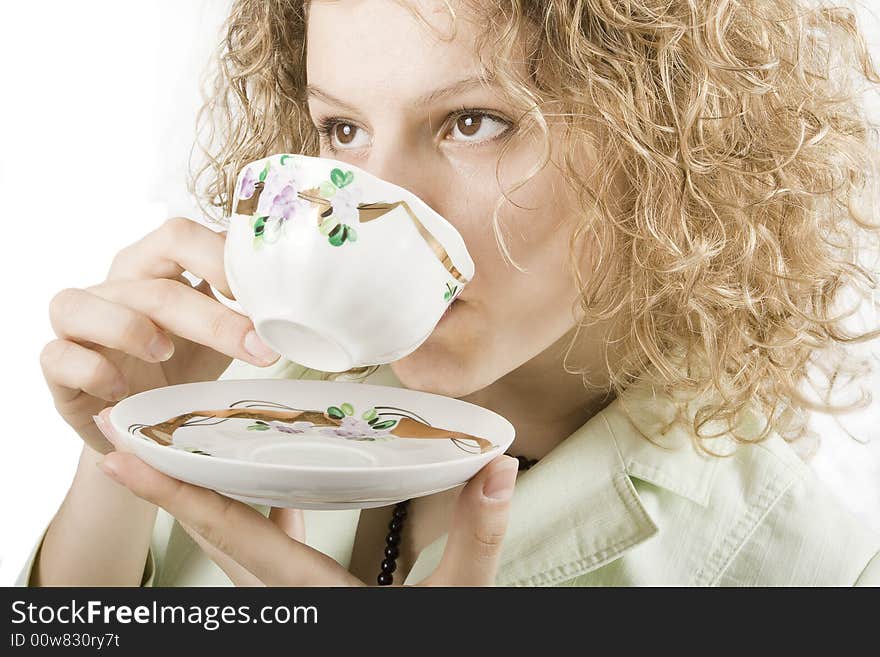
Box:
<box><xmin>127</xmin><ymin>397</ymin><xmax>496</xmax><ymax>459</ymax></box>
<box><xmin>247</xmin><ymin>401</ymin><xmax>397</xmax><ymax>442</ymax></box>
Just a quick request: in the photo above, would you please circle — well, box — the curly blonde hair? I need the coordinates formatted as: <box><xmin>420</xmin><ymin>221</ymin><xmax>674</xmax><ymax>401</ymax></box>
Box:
<box><xmin>189</xmin><ymin>0</ymin><xmax>880</xmax><ymax>457</ymax></box>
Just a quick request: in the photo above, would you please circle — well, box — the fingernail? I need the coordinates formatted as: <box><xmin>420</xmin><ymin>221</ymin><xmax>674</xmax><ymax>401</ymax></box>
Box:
<box><xmin>244</xmin><ymin>330</ymin><xmax>279</xmax><ymax>364</ymax></box>
<box><xmin>149</xmin><ymin>334</ymin><xmax>174</xmax><ymax>361</ymax></box>
<box><xmin>97</xmin><ymin>458</ymin><xmax>123</xmax><ymax>484</ymax></box>
<box><xmin>92</xmin><ymin>414</ymin><xmax>115</xmax><ymax>445</ymax></box>
<box><xmin>482</xmin><ymin>457</ymin><xmax>518</xmax><ymax>501</ymax></box>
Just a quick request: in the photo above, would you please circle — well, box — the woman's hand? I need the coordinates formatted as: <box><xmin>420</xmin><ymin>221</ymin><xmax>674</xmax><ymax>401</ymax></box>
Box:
<box><xmin>93</xmin><ymin>408</ymin><xmax>519</xmax><ymax>586</ymax></box>
<box><xmin>40</xmin><ymin>217</ymin><xmax>280</xmax><ymax>455</ymax></box>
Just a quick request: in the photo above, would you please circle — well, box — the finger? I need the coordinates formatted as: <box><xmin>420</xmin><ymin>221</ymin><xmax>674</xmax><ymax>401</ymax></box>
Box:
<box><xmin>427</xmin><ymin>455</ymin><xmax>518</xmax><ymax>586</ymax></box>
<box><xmin>177</xmin><ymin>522</ymin><xmax>265</xmax><ymax>587</ymax></box>
<box><xmin>109</xmin><ymin>217</ymin><xmax>232</xmax><ymax>298</ymax></box>
<box><xmin>88</xmin><ymin>278</ymin><xmax>278</xmax><ymax>367</ymax></box>
<box><xmin>40</xmin><ymin>339</ymin><xmax>128</xmax><ymax>403</ymax></box>
<box><xmin>184</xmin><ymin>505</ymin><xmax>305</xmax><ymax>586</ymax></box>
<box><xmin>97</xmin><ymin>452</ymin><xmax>364</xmax><ymax>587</ymax></box>
<box><xmin>50</xmin><ymin>288</ymin><xmax>174</xmax><ymax>363</ymax></box>
<box><xmin>92</xmin><ymin>407</ymin><xmax>122</xmax><ymax>448</ymax></box>
<box><xmin>92</xmin><ymin>446</ymin><xmax>262</xmax><ymax>586</ymax></box>
<box><xmin>269</xmin><ymin>507</ymin><xmax>306</xmax><ymax>543</ymax></box>
<box><xmin>193</xmin><ymin>505</ymin><xmax>308</xmax><ymax>584</ymax></box>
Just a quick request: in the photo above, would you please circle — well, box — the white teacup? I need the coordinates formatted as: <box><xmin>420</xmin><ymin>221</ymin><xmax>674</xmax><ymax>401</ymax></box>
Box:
<box><xmin>214</xmin><ymin>153</ymin><xmax>475</xmax><ymax>372</ymax></box>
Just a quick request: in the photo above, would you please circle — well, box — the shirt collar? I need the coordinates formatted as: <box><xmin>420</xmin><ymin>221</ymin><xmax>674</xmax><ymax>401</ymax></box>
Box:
<box><xmin>605</xmin><ymin>377</ymin><xmax>729</xmax><ymax>508</ymax></box>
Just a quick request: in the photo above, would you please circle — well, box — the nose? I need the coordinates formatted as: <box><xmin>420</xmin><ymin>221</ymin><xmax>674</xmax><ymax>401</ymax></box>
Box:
<box><xmin>363</xmin><ymin>143</ymin><xmax>442</xmax><ymax>214</ymax></box>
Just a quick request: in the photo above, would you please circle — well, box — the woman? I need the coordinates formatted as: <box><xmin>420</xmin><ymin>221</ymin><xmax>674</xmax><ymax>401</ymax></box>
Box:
<box><xmin>23</xmin><ymin>0</ymin><xmax>880</xmax><ymax>586</ymax></box>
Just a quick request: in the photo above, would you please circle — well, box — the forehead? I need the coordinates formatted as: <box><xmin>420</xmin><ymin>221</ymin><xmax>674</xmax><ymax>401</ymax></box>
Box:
<box><xmin>305</xmin><ymin>0</ymin><xmax>487</xmax><ymax>92</ymax></box>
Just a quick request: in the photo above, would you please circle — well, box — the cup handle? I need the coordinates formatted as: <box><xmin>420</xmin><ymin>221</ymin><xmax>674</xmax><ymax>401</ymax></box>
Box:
<box><xmin>209</xmin><ymin>284</ymin><xmax>247</xmax><ymax>316</ymax></box>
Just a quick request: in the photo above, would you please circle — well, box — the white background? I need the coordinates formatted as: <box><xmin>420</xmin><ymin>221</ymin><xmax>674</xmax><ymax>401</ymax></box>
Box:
<box><xmin>0</xmin><ymin>0</ymin><xmax>879</xmax><ymax>584</ymax></box>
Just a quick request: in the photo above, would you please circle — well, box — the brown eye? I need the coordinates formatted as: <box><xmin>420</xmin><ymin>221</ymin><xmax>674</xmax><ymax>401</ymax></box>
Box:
<box><xmin>456</xmin><ymin>114</ymin><xmax>482</xmax><ymax>137</ymax></box>
<box><xmin>335</xmin><ymin>123</ymin><xmax>356</xmax><ymax>144</ymax></box>
<box><xmin>447</xmin><ymin>112</ymin><xmax>511</xmax><ymax>144</ymax></box>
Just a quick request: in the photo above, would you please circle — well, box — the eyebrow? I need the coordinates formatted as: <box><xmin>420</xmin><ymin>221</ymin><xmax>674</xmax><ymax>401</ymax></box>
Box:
<box><xmin>305</xmin><ymin>73</ymin><xmax>497</xmax><ymax>111</ymax></box>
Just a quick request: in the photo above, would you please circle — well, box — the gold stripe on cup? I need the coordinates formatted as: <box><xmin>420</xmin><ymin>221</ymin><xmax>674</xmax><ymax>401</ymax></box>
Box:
<box><xmin>297</xmin><ymin>188</ymin><xmax>470</xmax><ymax>286</ymax></box>
<box><xmin>234</xmin><ymin>181</ymin><xmax>469</xmax><ymax>286</ymax></box>
<box><xmin>234</xmin><ymin>181</ymin><xmax>265</xmax><ymax>217</ymax></box>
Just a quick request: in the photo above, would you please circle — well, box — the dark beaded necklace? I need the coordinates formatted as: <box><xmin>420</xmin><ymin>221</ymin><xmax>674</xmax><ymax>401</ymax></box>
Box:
<box><xmin>377</xmin><ymin>453</ymin><xmax>538</xmax><ymax>585</ymax></box>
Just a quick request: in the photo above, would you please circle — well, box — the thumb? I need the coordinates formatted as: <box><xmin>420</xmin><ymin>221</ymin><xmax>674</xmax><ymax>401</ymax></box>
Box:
<box><xmin>268</xmin><ymin>507</ymin><xmax>306</xmax><ymax>543</ymax></box>
<box><xmin>428</xmin><ymin>454</ymin><xmax>518</xmax><ymax>586</ymax></box>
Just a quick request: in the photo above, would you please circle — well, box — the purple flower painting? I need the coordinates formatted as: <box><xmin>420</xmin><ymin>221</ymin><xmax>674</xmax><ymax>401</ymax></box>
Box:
<box><xmin>269</xmin><ymin>184</ymin><xmax>312</xmax><ymax>221</ymax></box>
<box><xmin>318</xmin><ymin>415</ymin><xmax>394</xmax><ymax>440</ymax></box>
<box><xmin>239</xmin><ymin>167</ymin><xmax>257</xmax><ymax>199</ymax></box>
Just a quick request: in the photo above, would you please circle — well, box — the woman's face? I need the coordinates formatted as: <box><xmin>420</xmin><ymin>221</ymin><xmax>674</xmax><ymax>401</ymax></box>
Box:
<box><xmin>306</xmin><ymin>0</ymin><xmax>594</xmax><ymax>398</ymax></box>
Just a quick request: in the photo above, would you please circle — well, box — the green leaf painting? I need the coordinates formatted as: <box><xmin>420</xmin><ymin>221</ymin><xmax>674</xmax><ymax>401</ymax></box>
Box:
<box><xmin>258</xmin><ymin>161</ymin><xmax>270</xmax><ymax>182</ymax></box>
<box><xmin>320</xmin><ymin>168</ymin><xmax>358</xmax><ymax>247</ymax></box>
<box><xmin>330</xmin><ymin>168</ymin><xmax>354</xmax><ymax>188</ymax></box>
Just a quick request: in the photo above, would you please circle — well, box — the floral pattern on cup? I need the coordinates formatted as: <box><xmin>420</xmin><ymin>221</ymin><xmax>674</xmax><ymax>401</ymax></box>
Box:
<box><xmin>315</xmin><ymin>168</ymin><xmax>359</xmax><ymax>247</ymax></box>
<box><xmin>240</xmin><ymin>157</ymin><xmax>313</xmax><ymax>249</ymax></box>
<box><xmin>238</xmin><ymin>156</ymin><xmax>363</xmax><ymax>249</ymax></box>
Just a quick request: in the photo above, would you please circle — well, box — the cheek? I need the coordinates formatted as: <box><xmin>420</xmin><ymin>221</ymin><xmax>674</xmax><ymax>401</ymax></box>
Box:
<box><xmin>442</xmin><ymin>160</ymin><xmax>580</xmax><ymax>306</ymax></box>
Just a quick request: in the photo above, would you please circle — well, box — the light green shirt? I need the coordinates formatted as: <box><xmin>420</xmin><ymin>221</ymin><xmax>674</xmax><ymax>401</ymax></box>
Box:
<box><xmin>17</xmin><ymin>357</ymin><xmax>880</xmax><ymax>586</ymax></box>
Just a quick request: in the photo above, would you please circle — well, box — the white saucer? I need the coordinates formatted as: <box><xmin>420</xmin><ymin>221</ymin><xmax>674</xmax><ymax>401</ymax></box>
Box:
<box><xmin>109</xmin><ymin>379</ymin><xmax>515</xmax><ymax>509</ymax></box>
